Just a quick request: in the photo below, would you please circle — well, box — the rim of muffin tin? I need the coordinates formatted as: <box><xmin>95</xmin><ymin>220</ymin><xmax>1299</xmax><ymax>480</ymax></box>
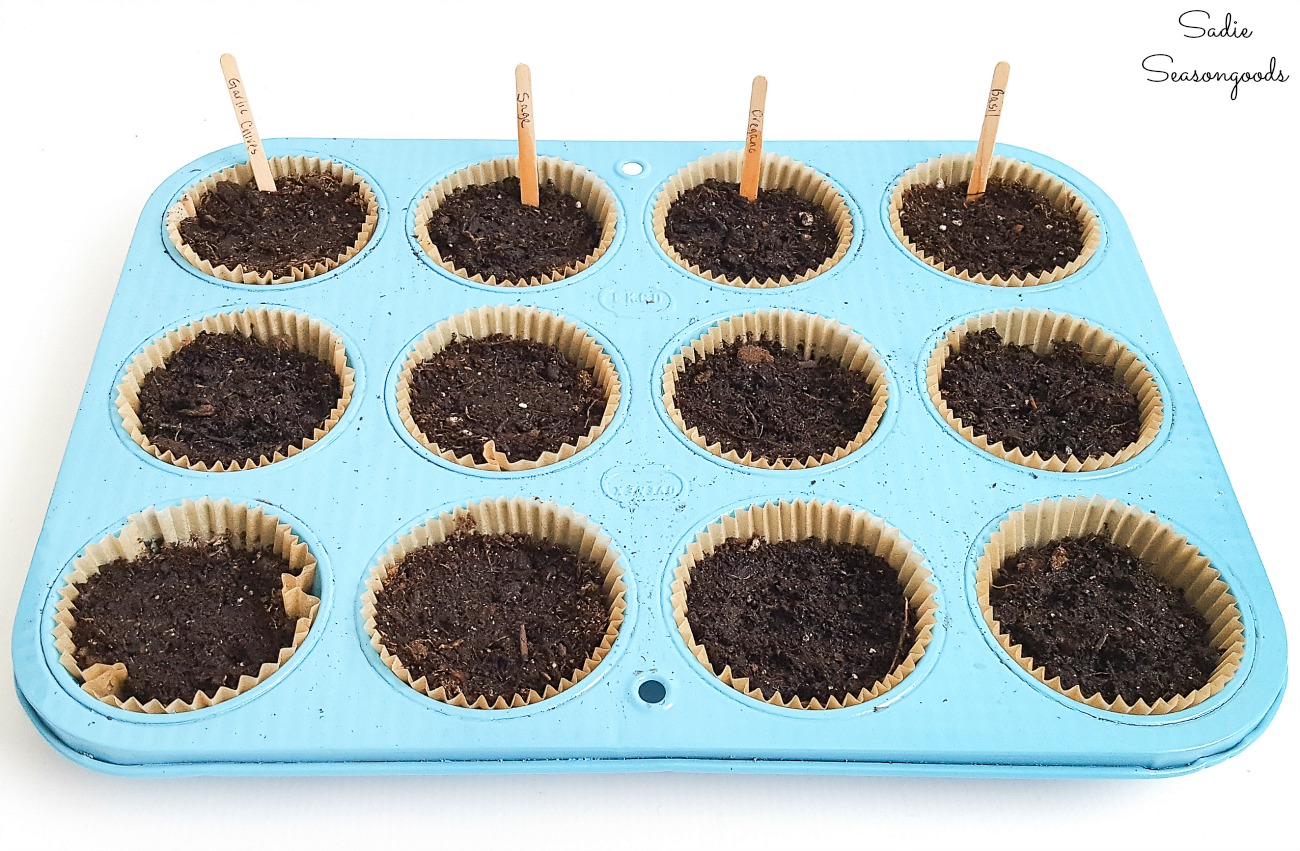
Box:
<box><xmin>110</xmin><ymin>304</ymin><xmax>366</xmax><ymax>476</ymax></box>
<box><xmin>642</xmin><ymin>151</ymin><xmax>865</xmax><ymax>293</ymax></box>
<box><xmin>914</xmin><ymin>308</ymin><xmax>1172</xmax><ymax>479</ymax></box>
<box><xmin>160</xmin><ymin>148</ymin><xmax>390</xmax><ymax>291</ymax></box>
<box><xmin>963</xmin><ymin>498</ymin><xmax>1257</xmax><ymax>725</ymax></box>
<box><xmin>653</xmin><ymin>310</ymin><xmax>899</xmax><ymax>474</ymax></box>
<box><xmin>877</xmin><ymin>153</ymin><xmax>1110</xmax><ymax>293</ymax></box>
<box><xmin>353</xmin><ymin>497</ymin><xmax>639</xmax><ymax>719</ymax></box>
<box><xmin>404</xmin><ymin>155</ymin><xmax>627</xmax><ymax>293</ymax></box>
<box><xmin>659</xmin><ymin>495</ymin><xmax>946</xmax><ymax>718</ymax></box>
<box><xmin>384</xmin><ymin>307</ymin><xmax>630</xmax><ymax>478</ymax></box>
<box><xmin>38</xmin><ymin>497</ymin><xmax>334</xmax><ymax>724</ymax></box>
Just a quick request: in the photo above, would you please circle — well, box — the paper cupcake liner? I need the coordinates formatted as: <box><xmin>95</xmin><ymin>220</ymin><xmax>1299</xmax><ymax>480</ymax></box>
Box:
<box><xmin>360</xmin><ymin>497</ymin><xmax>628</xmax><ymax>709</ymax></box>
<box><xmin>651</xmin><ymin>150</ymin><xmax>853</xmax><ymax>289</ymax></box>
<box><xmin>116</xmin><ymin>307</ymin><xmax>354</xmax><ymax>472</ymax></box>
<box><xmin>926</xmin><ymin>309</ymin><xmax>1162</xmax><ymax>472</ymax></box>
<box><xmin>413</xmin><ymin>156</ymin><xmax>617</xmax><ymax>287</ymax></box>
<box><xmin>51</xmin><ymin>498</ymin><xmax>320</xmax><ymax>714</ymax></box>
<box><xmin>976</xmin><ymin>496</ymin><xmax>1245</xmax><ymax>715</ymax></box>
<box><xmin>165</xmin><ymin>155</ymin><xmax>380</xmax><ymax>285</ymax></box>
<box><xmin>396</xmin><ymin>305</ymin><xmax>621</xmax><ymax>472</ymax></box>
<box><xmin>662</xmin><ymin>310</ymin><xmax>888</xmax><ymax>470</ymax></box>
<box><xmin>887</xmin><ymin>153</ymin><xmax>1102</xmax><ymax>287</ymax></box>
<box><xmin>670</xmin><ymin>499</ymin><xmax>937</xmax><ymax>710</ymax></box>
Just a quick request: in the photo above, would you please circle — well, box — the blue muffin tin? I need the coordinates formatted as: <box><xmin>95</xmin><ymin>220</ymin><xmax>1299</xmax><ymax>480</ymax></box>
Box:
<box><xmin>11</xmin><ymin>138</ymin><xmax>1287</xmax><ymax>776</ymax></box>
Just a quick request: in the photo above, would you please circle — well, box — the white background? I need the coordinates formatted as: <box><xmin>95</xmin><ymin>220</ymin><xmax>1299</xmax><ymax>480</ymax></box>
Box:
<box><xmin>1</xmin><ymin>0</ymin><xmax>1296</xmax><ymax>846</ymax></box>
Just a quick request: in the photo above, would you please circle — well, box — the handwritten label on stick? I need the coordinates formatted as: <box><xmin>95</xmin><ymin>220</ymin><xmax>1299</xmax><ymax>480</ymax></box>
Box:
<box><xmin>967</xmin><ymin>61</ymin><xmax>1010</xmax><ymax>204</ymax></box>
<box><xmin>515</xmin><ymin>63</ymin><xmax>539</xmax><ymax>207</ymax></box>
<box><xmin>740</xmin><ymin>75</ymin><xmax>767</xmax><ymax>201</ymax></box>
<box><xmin>219</xmin><ymin>54</ymin><xmax>275</xmax><ymax>192</ymax></box>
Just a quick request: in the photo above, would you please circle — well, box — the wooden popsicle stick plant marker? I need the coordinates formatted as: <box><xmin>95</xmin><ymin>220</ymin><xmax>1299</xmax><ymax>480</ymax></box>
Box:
<box><xmin>739</xmin><ymin>75</ymin><xmax>768</xmax><ymax>201</ymax></box>
<box><xmin>515</xmin><ymin>63</ymin><xmax>539</xmax><ymax>207</ymax></box>
<box><xmin>219</xmin><ymin>53</ymin><xmax>276</xmax><ymax>192</ymax></box>
<box><xmin>966</xmin><ymin>61</ymin><xmax>1011</xmax><ymax>205</ymax></box>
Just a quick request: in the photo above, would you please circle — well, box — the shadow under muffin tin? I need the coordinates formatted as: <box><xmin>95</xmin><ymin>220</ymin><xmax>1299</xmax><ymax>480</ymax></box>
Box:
<box><xmin>11</xmin><ymin>139</ymin><xmax>1286</xmax><ymax>777</ymax></box>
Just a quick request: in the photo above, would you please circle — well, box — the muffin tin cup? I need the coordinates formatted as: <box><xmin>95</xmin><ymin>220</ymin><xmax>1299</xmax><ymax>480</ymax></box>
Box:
<box><xmin>888</xmin><ymin>152</ymin><xmax>1102</xmax><ymax>287</ymax></box>
<box><xmin>670</xmin><ymin>499</ymin><xmax>939</xmax><ymax>710</ymax></box>
<box><xmin>651</xmin><ymin>150</ymin><xmax>854</xmax><ymax>288</ymax></box>
<box><xmin>395</xmin><ymin>304</ymin><xmax>621</xmax><ymax>472</ymax></box>
<box><xmin>165</xmin><ymin>155</ymin><xmax>381</xmax><ymax>285</ymax></box>
<box><xmin>359</xmin><ymin>497</ymin><xmax>628</xmax><ymax>710</ymax></box>
<box><xmin>926</xmin><ymin>308</ymin><xmax>1163</xmax><ymax>472</ymax></box>
<box><xmin>975</xmin><ymin>495</ymin><xmax>1246</xmax><ymax>715</ymax></box>
<box><xmin>50</xmin><ymin>498</ymin><xmax>321</xmax><ymax>714</ymax></box>
<box><xmin>413</xmin><ymin>156</ymin><xmax>618</xmax><ymax>287</ymax></box>
<box><xmin>116</xmin><ymin>307</ymin><xmax>355</xmax><ymax>472</ymax></box>
<box><xmin>662</xmin><ymin>309</ymin><xmax>888</xmax><ymax>470</ymax></box>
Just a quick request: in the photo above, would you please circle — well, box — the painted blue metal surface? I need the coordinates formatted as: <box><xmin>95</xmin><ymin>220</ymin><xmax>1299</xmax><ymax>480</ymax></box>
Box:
<box><xmin>11</xmin><ymin>139</ymin><xmax>1287</xmax><ymax>776</ymax></box>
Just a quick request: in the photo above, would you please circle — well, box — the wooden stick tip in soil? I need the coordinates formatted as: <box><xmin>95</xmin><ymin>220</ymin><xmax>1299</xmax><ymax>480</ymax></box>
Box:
<box><xmin>739</xmin><ymin>74</ymin><xmax>768</xmax><ymax>202</ymax></box>
<box><xmin>966</xmin><ymin>61</ymin><xmax>1011</xmax><ymax>205</ymax></box>
<box><xmin>515</xmin><ymin>63</ymin><xmax>539</xmax><ymax>207</ymax></box>
<box><xmin>218</xmin><ymin>53</ymin><xmax>276</xmax><ymax>192</ymax></box>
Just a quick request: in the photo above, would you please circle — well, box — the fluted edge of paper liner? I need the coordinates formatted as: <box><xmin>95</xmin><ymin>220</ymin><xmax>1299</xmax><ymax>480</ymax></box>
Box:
<box><xmin>925</xmin><ymin>309</ymin><xmax>1162</xmax><ymax>472</ymax></box>
<box><xmin>651</xmin><ymin>150</ymin><xmax>853</xmax><ymax>288</ymax></box>
<box><xmin>413</xmin><ymin>156</ymin><xmax>617</xmax><ymax>287</ymax></box>
<box><xmin>976</xmin><ymin>496</ymin><xmax>1245</xmax><ymax>714</ymax></box>
<box><xmin>52</xmin><ymin>498</ymin><xmax>320</xmax><ymax>714</ymax></box>
<box><xmin>116</xmin><ymin>307</ymin><xmax>354</xmax><ymax>472</ymax></box>
<box><xmin>662</xmin><ymin>310</ymin><xmax>888</xmax><ymax>470</ymax></box>
<box><xmin>670</xmin><ymin>499</ymin><xmax>938</xmax><ymax>710</ymax></box>
<box><xmin>887</xmin><ymin>153</ymin><xmax>1101</xmax><ymax>287</ymax></box>
<box><xmin>396</xmin><ymin>305</ymin><xmax>621</xmax><ymax>471</ymax></box>
<box><xmin>165</xmin><ymin>155</ymin><xmax>380</xmax><ymax>285</ymax></box>
<box><xmin>360</xmin><ymin>497</ymin><xmax>628</xmax><ymax>709</ymax></box>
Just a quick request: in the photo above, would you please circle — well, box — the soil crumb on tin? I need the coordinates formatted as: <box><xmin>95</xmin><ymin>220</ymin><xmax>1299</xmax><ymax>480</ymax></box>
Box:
<box><xmin>673</xmin><ymin>335</ymin><xmax>876</xmax><ymax>463</ymax></box>
<box><xmin>372</xmin><ymin>532</ymin><xmax>611</xmax><ymax>705</ymax></box>
<box><xmin>424</xmin><ymin>177</ymin><xmax>600</xmax><ymax>282</ymax></box>
<box><xmin>686</xmin><ymin>537</ymin><xmax>912</xmax><ymax>701</ymax></box>
<box><xmin>899</xmin><ymin>177</ymin><xmax>1084</xmax><ymax>280</ymax></box>
<box><xmin>990</xmin><ymin>534</ymin><xmax>1220</xmax><ymax>704</ymax></box>
<box><xmin>178</xmin><ymin>174</ymin><xmax>367</xmax><ymax>277</ymax></box>
<box><xmin>939</xmin><ymin>328</ymin><xmax>1140</xmax><ymax>460</ymax></box>
<box><xmin>407</xmin><ymin>334</ymin><xmax>607</xmax><ymax>464</ymax></box>
<box><xmin>70</xmin><ymin>537</ymin><xmax>300</xmax><ymax>706</ymax></box>
<box><xmin>665</xmin><ymin>179</ymin><xmax>839</xmax><ymax>282</ymax></box>
<box><xmin>137</xmin><ymin>331</ymin><xmax>341</xmax><ymax>467</ymax></box>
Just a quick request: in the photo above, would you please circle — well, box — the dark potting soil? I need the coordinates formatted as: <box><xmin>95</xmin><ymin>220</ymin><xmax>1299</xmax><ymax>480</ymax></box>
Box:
<box><xmin>990</xmin><ymin>534</ymin><xmax>1220</xmax><ymax>704</ymax></box>
<box><xmin>673</xmin><ymin>336</ymin><xmax>876</xmax><ymax>462</ymax></box>
<box><xmin>898</xmin><ymin>177</ymin><xmax>1084</xmax><ymax>279</ymax></box>
<box><xmin>70</xmin><ymin>537</ymin><xmax>300</xmax><ymax>705</ymax></box>
<box><xmin>686</xmin><ymin>537</ymin><xmax>912</xmax><ymax>700</ymax></box>
<box><xmin>664</xmin><ymin>179</ymin><xmax>839</xmax><ymax>282</ymax></box>
<box><xmin>939</xmin><ymin>328</ymin><xmax>1140</xmax><ymax>459</ymax></box>
<box><xmin>424</xmin><ymin>177</ymin><xmax>601</xmax><ymax>282</ymax></box>
<box><xmin>178</xmin><ymin>174</ymin><xmax>367</xmax><ymax>277</ymax></box>
<box><xmin>137</xmin><ymin>331</ymin><xmax>342</xmax><ymax>466</ymax></box>
<box><xmin>407</xmin><ymin>334</ymin><xmax>607</xmax><ymax>464</ymax></box>
<box><xmin>372</xmin><ymin>532</ymin><xmax>610</xmax><ymax>704</ymax></box>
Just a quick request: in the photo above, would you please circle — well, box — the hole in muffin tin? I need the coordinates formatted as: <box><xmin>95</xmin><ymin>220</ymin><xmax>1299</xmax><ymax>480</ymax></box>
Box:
<box><xmin>637</xmin><ymin>678</ymin><xmax>667</xmax><ymax>704</ymax></box>
<box><xmin>620</xmin><ymin>160</ymin><xmax>646</xmax><ymax>176</ymax></box>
